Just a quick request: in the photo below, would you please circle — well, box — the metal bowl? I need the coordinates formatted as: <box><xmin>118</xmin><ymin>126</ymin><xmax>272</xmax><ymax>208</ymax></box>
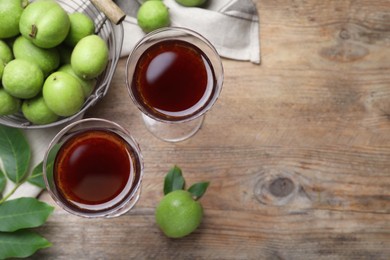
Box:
<box><xmin>0</xmin><ymin>0</ymin><xmax>123</xmax><ymax>129</ymax></box>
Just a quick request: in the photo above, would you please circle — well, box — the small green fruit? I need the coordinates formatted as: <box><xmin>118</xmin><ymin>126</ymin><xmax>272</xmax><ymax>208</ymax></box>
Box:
<box><xmin>64</xmin><ymin>12</ymin><xmax>95</xmax><ymax>47</ymax></box>
<box><xmin>155</xmin><ymin>190</ymin><xmax>203</xmax><ymax>238</ymax></box>
<box><xmin>0</xmin><ymin>60</ymin><xmax>4</xmax><ymax>80</ymax></box>
<box><xmin>137</xmin><ymin>1</ymin><xmax>170</xmax><ymax>33</ymax></box>
<box><xmin>22</xmin><ymin>95</ymin><xmax>59</xmax><ymax>125</ymax></box>
<box><xmin>13</xmin><ymin>36</ymin><xmax>60</xmax><ymax>77</ymax></box>
<box><xmin>2</xmin><ymin>59</ymin><xmax>44</xmax><ymax>99</ymax></box>
<box><xmin>0</xmin><ymin>88</ymin><xmax>21</xmax><ymax>116</ymax></box>
<box><xmin>0</xmin><ymin>0</ymin><xmax>29</xmax><ymax>39</ymax></box>
<box><xmin>0</xmin><ymin>40</ymin><xmax>14</xmax><ymax>64</ymax></box>
<box><xmin>58</xmin><ymin>64</ymin><xmax>95</xmax><ymax>97</ymax></box>
<box><xmin>19</xmin><ymin>0</ymin><xmax>70</xmax><ymax>48</ymax></box>
<box><xmin>71</xmin><ymin>35</ymin><xmax>109</xmax><ymax>79</ymax></box>
<box><xmin>42</xmin><ymin>71</ymin><xmax>84</xmax><ymax>117</ymax></box>
<box><xmin>175</xmin><ymin>0</ymin><xmax>207</xmax><ymax>7</ymax></box>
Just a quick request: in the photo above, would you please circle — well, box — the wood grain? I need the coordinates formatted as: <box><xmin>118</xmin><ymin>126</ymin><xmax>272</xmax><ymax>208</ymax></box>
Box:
<box><xmin>33</xmin><ymin>0</ymin><xmax>389</xmax><ymax>259</ymax></box>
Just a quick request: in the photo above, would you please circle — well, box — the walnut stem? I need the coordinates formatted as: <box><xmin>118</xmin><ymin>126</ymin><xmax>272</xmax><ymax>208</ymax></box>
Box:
<box><xmin>29</xmin><ymin>24</ymin><xmax>37</xmax><ymax>39</ymax></box>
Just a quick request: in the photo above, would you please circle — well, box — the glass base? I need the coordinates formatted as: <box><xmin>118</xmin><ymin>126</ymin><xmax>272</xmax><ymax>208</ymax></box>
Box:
<box><xmin>106</xmin><ymin>187</ymin><xmax>142</xmax><ymax>218</ymax></box>
<box><xmin>142</xmin><ymin>114</ymin><xmax>205</xmax><ymax>142</ymax></box>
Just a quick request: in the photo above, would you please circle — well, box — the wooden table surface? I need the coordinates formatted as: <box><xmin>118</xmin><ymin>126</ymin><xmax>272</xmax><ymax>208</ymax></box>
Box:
<box><xmin>34</xmin><ymin>0</ymin><xmax>390</xmax><ymax>259</ymax></box>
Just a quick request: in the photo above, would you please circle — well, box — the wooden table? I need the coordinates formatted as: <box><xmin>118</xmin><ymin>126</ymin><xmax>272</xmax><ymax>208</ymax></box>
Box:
<box><xmin>35</xmin><ymin>0</ymin><xmax>390</xmax><ymax>258</ymax></box>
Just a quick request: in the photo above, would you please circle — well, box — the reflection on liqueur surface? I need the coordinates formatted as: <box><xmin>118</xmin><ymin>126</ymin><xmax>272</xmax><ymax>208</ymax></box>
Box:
<box><xmin>132</xmin><ymin>40</ymin><xmax>216</xmax><ymax>121</ymax></box>
<box><xmin>53</xmin><ymin>129</ymin><xmax>141</xmax><ymax>213</ymax></box>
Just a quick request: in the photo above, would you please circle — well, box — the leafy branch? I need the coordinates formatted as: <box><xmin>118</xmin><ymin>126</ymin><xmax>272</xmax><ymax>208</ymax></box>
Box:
<box><xmin>0</xmin><ymin>125</ymin><xmax>54</xmax><ymax>258</ymax></box>
<box><xmin>0</xmin><ymin>168</ymin><xmax>44</xmax><ymax>204</ymax></box>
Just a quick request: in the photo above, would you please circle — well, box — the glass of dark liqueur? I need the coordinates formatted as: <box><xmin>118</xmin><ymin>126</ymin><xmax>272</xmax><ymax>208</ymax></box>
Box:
<box><xmin>126</xmin><ymin>27</ymin><xmax>224</xmax><ymax>142</ymax></box>
<box><xmin>43</xmin><ymin>118</ymin><xmax>143</xmax><ymax>218</ymax></box>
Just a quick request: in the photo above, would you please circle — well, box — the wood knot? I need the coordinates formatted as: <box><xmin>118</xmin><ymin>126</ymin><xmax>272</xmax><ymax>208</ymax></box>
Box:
<box><xmin>339</xmin><ymin>29</ymin><xmax>351</xmax><ymax>40</ymax></box>
<box><xmin>254</xmin><ymin>169</ymin><xmax>299</xmax><ymax>206</ymax></box>
<box><xmin>319</xmin><ymin>43</ymin><xmax>368</xmax><ymax>63</ymax></box>
<box><xmin>269</xmin><ymin>177</ymin><xmax>294</xmax><ymax>197</ymax></box>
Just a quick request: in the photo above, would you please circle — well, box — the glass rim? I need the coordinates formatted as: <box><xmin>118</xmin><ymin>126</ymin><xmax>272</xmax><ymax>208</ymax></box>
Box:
<box><xmin>125</xmin><ymin>26</ymin><xmax>224</xmax><ymax>124</ymax></box>
<box><xmin>42</xmin><ymin>117</ymin><xmax>144</xmax><ymax>218</ymax></box>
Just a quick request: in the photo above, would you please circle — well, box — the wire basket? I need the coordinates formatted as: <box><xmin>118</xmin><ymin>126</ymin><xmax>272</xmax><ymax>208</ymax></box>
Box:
<box><xmin>0</xmin><ymin>0</ymin><xmax>123</xmax><ymax>129</ymax></box>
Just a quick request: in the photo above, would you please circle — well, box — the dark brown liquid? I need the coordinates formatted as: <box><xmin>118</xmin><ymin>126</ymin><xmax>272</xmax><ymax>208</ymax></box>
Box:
<box><xmin>132</xmin><ymin>40</ymin><xmax>215</xmax><ymax>120</ymax></box>
<box><xmin>53</xmin><ymin>130</ymin><xmax>140</xmax><ymax>212</ymax></box>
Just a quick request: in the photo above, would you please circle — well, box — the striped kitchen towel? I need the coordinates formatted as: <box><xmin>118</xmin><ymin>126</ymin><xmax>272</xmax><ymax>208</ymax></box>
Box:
<box><xmin>117</xmin><ymin>0</ymin><xmax>260</xmax><ymax>64</ymax></box>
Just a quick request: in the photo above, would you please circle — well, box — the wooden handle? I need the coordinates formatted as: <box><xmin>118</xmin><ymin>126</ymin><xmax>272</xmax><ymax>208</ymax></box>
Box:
<box><xmin>90</xmin><ymin>0</ymin><xmax>126</xmax><ymax>25</ymax></box>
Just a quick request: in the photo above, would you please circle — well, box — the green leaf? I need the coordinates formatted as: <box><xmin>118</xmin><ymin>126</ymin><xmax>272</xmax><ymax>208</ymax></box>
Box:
<box><xmin>164</xmin><ymin>166</ymin><xmax>185</xmax><ymax>195</ymax></box>
<box><xmin>0</xmin><ymin>230</ymin><xmax>51</xmax><ymax>259</ymax></box>
<box><xmin>0</xmin><ymin>197</ymin><xmax>54</xmax><ymax>232</ymax></box>
<box><xmin>0</xmin><ymin>169</ymin><xmax>6</xmax><ymax>194</ymax></box>
<box><xmin>0</xmin><ymin>125</ymin><xmax>31</xmax><ymax>184</ymax></box>
<box><xmin>188</xmin><ymin>182</ymin><xmax>210</xmax><ymax>200</ymax></box>
<box><xmin>28</xmin><ymin>162</ymin><xmax>46</xmax><ymax>189</ymax></box>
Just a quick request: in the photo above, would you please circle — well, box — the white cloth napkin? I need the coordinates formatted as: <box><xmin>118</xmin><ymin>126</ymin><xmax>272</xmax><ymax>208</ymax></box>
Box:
<box><xmin>118</xmin><ymin>0</ymin><xmax>261</xmax><ymax>63</ymax></box>
<box><xmin>3</xmin><ymin>0</ymin><xmax>260</xmax><ymax>200</ymax></box>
